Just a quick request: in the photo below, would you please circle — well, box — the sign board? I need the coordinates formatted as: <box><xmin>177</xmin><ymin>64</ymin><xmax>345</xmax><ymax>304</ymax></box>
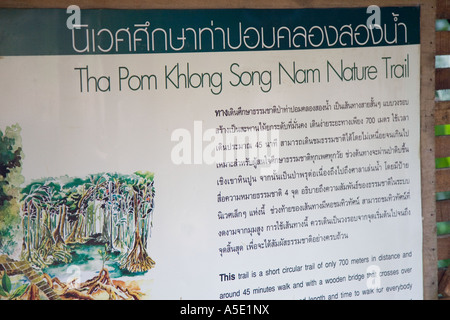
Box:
<box><xmin>0</xmin><ymin>6</ymin><xmax>423</xmax><ymax>300</ymax></box>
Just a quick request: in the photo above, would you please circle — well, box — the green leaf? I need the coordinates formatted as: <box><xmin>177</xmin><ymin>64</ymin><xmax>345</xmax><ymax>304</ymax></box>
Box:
<box><xmin>0</xmin><ymin>285</ymin><xmax>8</xmax><ymax>297</ymax></box>
<box><xmin>9</xmin><ymin>283</ymin><xmax>29</xmax><ymax>300</ymax></box>
<box><xmin>2</xmin><ymin>273</ymin><xmax>11</xmax><ymax>293</ymax></box>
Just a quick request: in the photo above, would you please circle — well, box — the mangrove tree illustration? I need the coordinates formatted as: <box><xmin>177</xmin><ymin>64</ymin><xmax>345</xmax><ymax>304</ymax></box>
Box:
<box><xmin>20</xmin><ymin>171</ymin><xmax>156</xmax><ymax>273</ymax></box>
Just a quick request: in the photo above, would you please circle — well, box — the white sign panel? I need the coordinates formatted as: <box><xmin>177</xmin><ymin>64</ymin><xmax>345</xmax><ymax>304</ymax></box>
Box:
<box><xmin>0</xmin><ymin>6</ymin><xmax>422</xmax><ymax>301</ymax></box>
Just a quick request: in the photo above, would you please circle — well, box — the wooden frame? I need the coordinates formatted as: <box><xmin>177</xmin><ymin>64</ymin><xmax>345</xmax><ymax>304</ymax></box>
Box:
<box><xmin>435</xmin><ymin>0</ymin><xmax>450</xmax><ymax>299</ymax></box>
<box><xmin>0</xmin><ymin>0</ymin><xmax>438</xmax><ymax>299</ymax></box>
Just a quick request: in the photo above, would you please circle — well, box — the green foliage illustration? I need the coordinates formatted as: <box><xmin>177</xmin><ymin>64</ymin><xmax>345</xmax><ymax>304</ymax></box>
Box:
<box><xmin>0</xmin><ymin>272</ymin><xmax>29</xmax><ymax>300</ymax></box>
<box><xmin>0</xmin><ymin>124</ymin><xmax>24</xmax><ymax>256</ymax></box>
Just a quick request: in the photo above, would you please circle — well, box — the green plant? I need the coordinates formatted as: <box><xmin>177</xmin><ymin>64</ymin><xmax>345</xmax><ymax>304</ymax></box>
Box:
<box><xmin>0</xmin><ymin>272</ymin><xmax>29</xmax><ymax>300</ymax></box>
<box><xmin>98</xmin><ymin>244</ymin><xmax>110</xmax><ymax>270</ymax></box>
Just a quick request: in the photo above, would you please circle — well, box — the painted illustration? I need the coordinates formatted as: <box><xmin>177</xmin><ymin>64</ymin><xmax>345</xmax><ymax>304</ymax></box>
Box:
<box><xmin>0</xmin><ymin>124</ymin><xmax>156</xmax><ymax>300</ymax></box>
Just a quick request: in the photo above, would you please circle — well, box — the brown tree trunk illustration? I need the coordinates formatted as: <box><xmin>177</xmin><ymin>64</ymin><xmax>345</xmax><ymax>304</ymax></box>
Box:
<box><xmin>65</xmin><ymin>217</ymin><xmax>79</xmax><ymax>244</ymax></box>
<box><xmin>25</xmin><ymin>284</ymin><xmax>40</xmax><ymax>300</ymax></box>
<box><xmin>120</xmin><ymin>192</ymin><xmax>155</xmax><ymax>273</ymax></box>
<box><xmin>52</xmin><ymin>206</ymin><xmax>66</xmax><ymax>248</ymax></box>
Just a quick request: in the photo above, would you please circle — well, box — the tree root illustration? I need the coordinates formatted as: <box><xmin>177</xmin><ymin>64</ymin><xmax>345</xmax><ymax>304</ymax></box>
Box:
<box><xmin>45</xmin><ymin>268</ymin><xmax>143</xmax><ymax>300</ymax></box>
<box><xmin>120</xmin><ymin>233</ymin><xmax>156</xmax><ymax>273</ymax></box>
